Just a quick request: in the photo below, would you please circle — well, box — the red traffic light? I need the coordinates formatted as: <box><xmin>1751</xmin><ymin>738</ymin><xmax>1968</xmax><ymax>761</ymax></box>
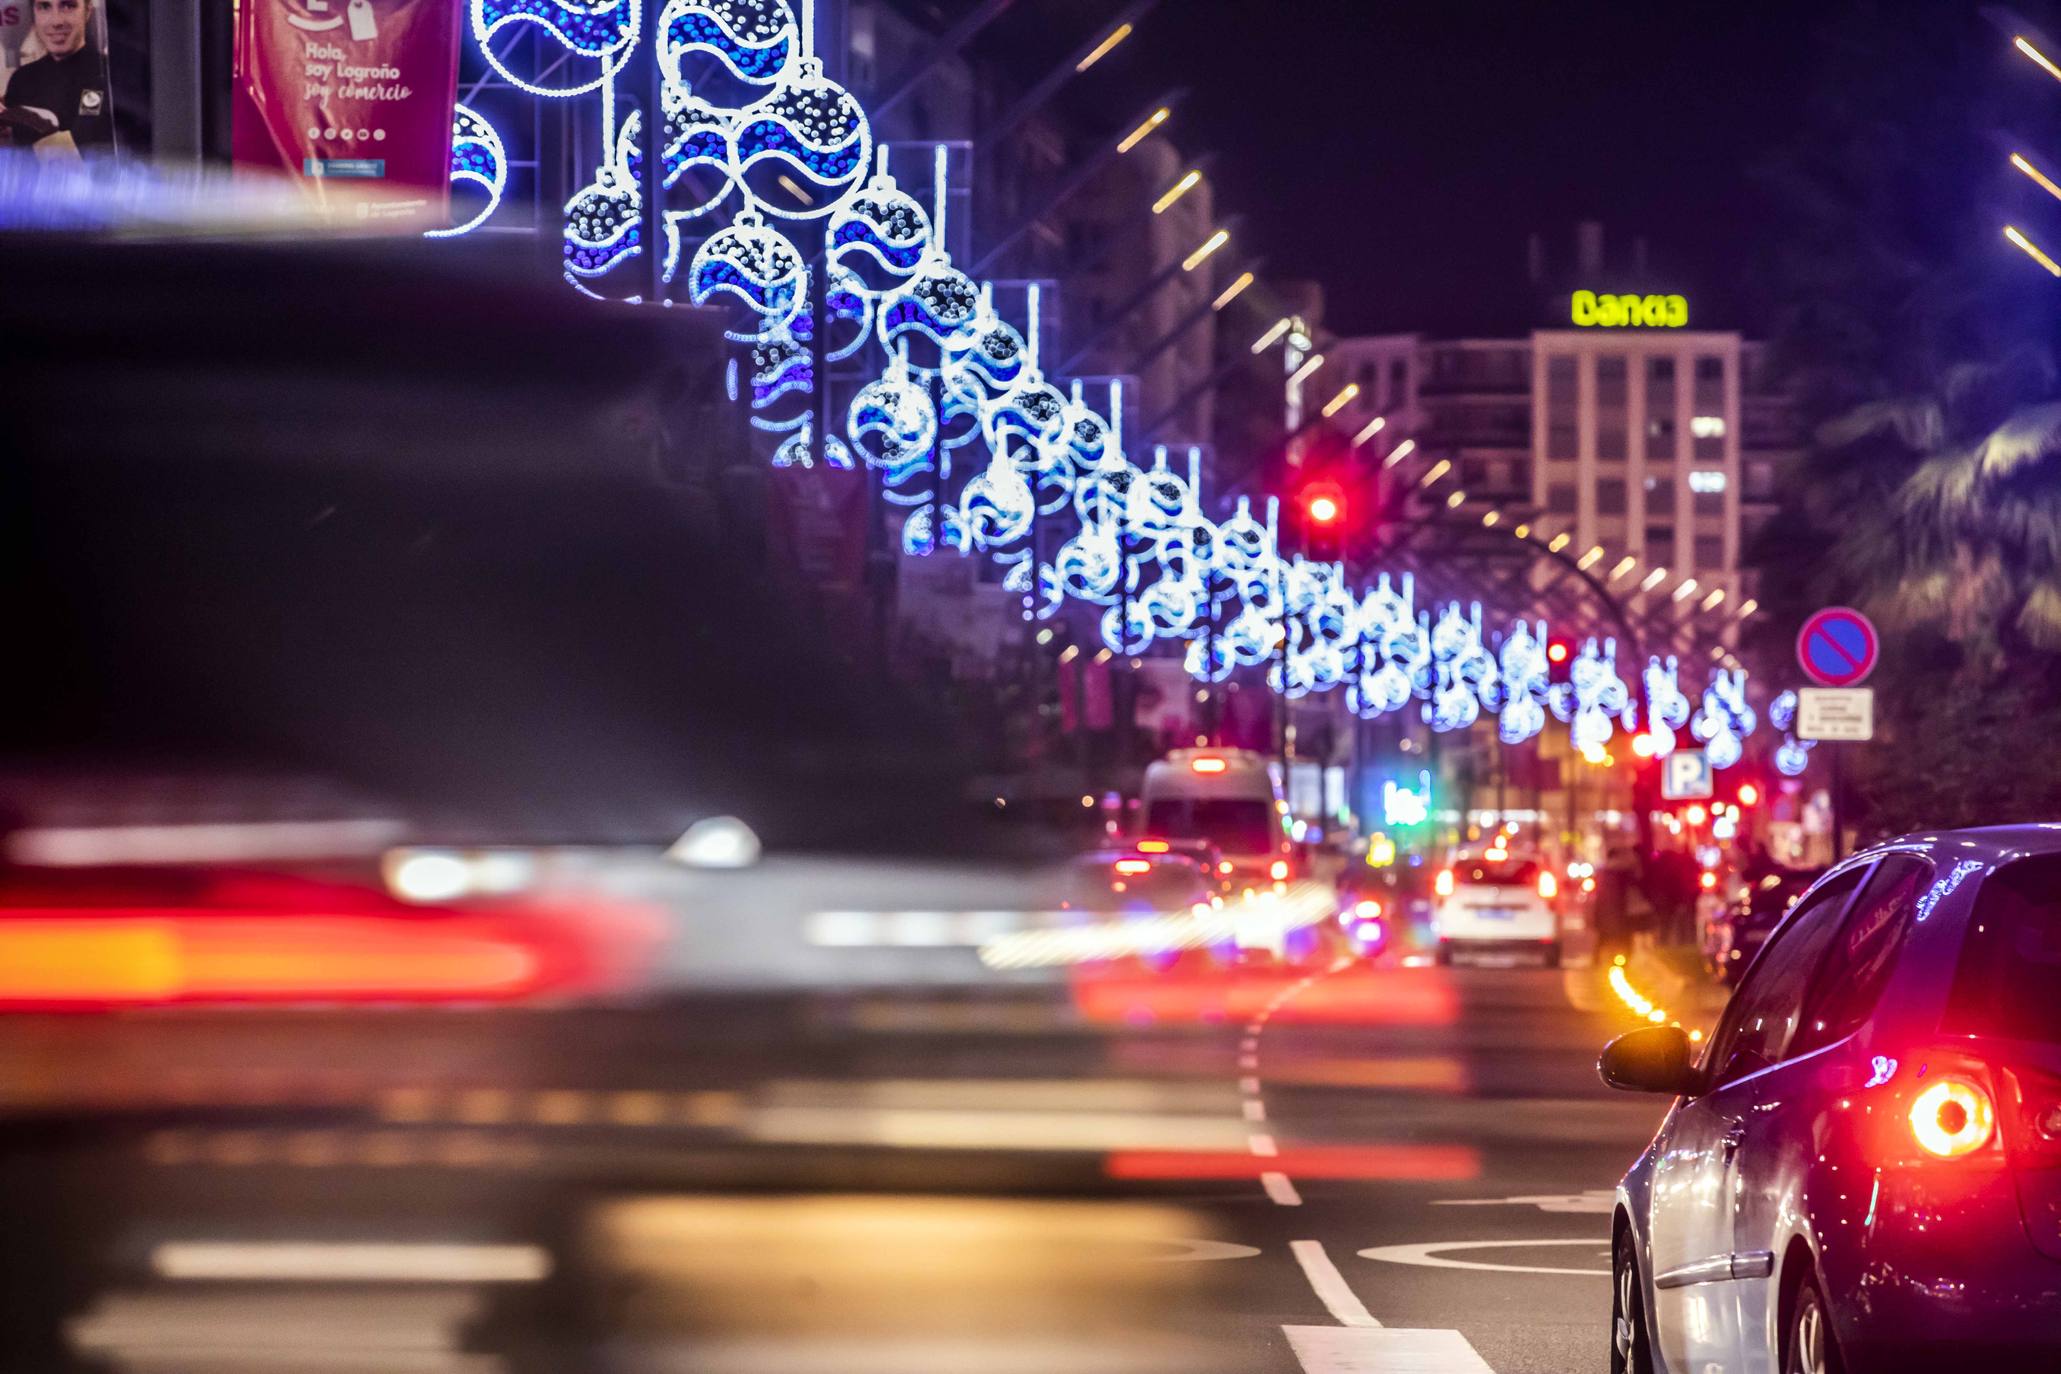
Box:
<box><xmin>1547</xmin><ymin>639</ymin><xmax>1571</xmax><ymax>665</ymax></box>
<box><xmin>1302</xmin><ymin>480</ymin><xmax>1346</xmax><ymax>527</ymax></box>
<box><xmin>1737</xmin><ymin>782</ymin><xmax>1760</xmax><ymax>807</ymax></box>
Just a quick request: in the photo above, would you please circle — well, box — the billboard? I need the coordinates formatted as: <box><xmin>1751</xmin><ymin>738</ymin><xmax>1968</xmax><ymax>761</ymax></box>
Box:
<box><xmin>0</xmin><ymin>0</ymin><xmax>116</xmax><ymax>154</ymax></box>
<box><xmin>233</xmin><ymin>0</ymin><xmax>460</xmax><ymax>217</ymax></box>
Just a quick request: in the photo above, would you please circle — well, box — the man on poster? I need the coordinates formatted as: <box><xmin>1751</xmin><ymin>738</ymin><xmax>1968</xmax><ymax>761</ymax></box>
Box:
<box><xmin>0</xmin><ymin>0</ymin><xmax>111</xmax><ymax>153</ymax></box>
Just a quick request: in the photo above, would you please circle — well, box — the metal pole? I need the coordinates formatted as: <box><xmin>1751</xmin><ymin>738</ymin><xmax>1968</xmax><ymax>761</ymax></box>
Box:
<box><xmin>149</xmin><ymin>0</ymin><xmax>202</xmax><ymax>162</ymax></box>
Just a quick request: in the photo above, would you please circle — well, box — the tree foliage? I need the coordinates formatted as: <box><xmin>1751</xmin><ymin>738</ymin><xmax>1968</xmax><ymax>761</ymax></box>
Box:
<box><xmin>1755</xmin><ymin>2</ymin><xmax>2061</xmax><ymax>832</ymax></box>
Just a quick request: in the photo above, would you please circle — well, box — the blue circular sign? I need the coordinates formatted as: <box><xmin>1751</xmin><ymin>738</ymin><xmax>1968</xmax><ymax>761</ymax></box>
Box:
<box><xmin>1797</xmin><ymin>607</ymin><xmax>1879</xmax><ymax>688</ymax></box>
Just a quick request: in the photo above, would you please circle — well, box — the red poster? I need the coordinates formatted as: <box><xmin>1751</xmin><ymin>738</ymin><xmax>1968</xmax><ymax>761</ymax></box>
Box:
<box><xmin>234</xmin><ymin>0</ymin><xmax>460</xmax><ymax>216</ymax></box>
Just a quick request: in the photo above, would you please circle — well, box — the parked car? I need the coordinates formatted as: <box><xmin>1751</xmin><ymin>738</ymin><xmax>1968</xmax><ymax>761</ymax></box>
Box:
<box><xmin>1600</xmin><ymin>828</ymin><xmax>2061</xmax><ymax>1373</ymax></box>
<box><xmin>1701</xmin><ymin>866</ymin><xmax>1823</xmax><ymax>984</ymax></box>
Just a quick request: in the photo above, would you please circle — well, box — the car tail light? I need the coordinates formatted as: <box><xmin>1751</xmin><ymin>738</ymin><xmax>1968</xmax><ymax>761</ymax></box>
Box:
<box><xmin>2000</xmin><ymin>1065</ymin><xmax>2061</xmax><ymax>1163</ymax></box>
<box><xmin>1911</xmin><ymin>1078</ymin><xmax>1997</xmax><ymax>1159</ymax></box>
<box><xmin>0</xmin><ymin>915</ymin><xmax>549</xmax><ymax>1008</ymax></box>
<box><xmin>1537</xmin><ymin>871</ymin><xmax>1559</xmax><ymax>900</ymax></box>
<box><xmin>1218</xmin><ymin>861</ymin><xmax>1234</xmax><ymax>876</ymax></box>
<box><xmin>1190</xmin><ymin>757</ymin><xmax>1229</xmax><ymax>775</ymax></box>
<box><xmin>1353</xmin><ymin>900</ymin><xmax>1382</xmax><ymax>920</ymax></box>
<box><xmin>1435</xmin><ymin>868</ymin><xmax>1455</xmax><ymax>898</ymax></box>
<box><xmin>1114</xmin><ymin>859</ymin><xmax>1153</xmax><ymax>876</ymax></box>
<box><xmin>1137</xmin><ymin>840</ymin><xmax>1171</xmax><ymax>854</ymax></box>
<box><xmin>1269</xmin><ymin>859</ymin><xmax>1290</xmax><ymax>882</ymax></box>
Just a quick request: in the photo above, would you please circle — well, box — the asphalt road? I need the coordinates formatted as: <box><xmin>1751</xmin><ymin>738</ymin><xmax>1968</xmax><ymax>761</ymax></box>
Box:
<box><xmin>0</xmin><ymin>959</ymin><xmax>1677</xmax><ymax>1374</ymax></box>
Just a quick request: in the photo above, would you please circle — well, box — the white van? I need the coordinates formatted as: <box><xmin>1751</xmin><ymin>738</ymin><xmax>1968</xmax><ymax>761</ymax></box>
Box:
<box><xmin>1432</xmin><ymin>851</ymin><xmax>1562</xmax><ymax>966</ymax></box>
<box><xmin>1139</xmin><ymin>749</ymin><xmax>1292</xmax><ymax>891</ymax></box>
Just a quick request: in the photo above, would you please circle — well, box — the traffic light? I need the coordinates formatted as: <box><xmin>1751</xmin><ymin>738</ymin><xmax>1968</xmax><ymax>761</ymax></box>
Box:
<box><xmin>1736</xmin><ymin>782</ymin><xmax>1760</xmax><ymax>808</ymax></box>
<box><xmin>1546</xmin><ymin>637</ymin><xmax>1573</xmax><ymax>685</ymax></box>
<box><xmin>1301</xmin><ymin>480</ymin><xmax>1346</xmax><ymax>529</ymax></box>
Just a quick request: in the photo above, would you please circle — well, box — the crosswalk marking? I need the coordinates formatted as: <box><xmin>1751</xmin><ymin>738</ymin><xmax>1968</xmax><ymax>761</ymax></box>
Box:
<box><xmin>1284</xmin><ymin>1324</ymin><xmax>1498</xmax><ymax>1373</ymax></box>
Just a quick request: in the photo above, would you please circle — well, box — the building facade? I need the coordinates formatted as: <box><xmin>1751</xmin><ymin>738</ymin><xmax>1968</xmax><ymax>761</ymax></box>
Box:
<box><xmin>1319</xmin><ymin>247</ymin><xmax>1794</xmax><ymax>666</ymax></box>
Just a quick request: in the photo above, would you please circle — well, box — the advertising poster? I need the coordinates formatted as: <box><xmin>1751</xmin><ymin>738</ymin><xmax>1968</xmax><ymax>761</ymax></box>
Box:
<box><xmin>233</xmin><ymin>0</ymin><xmax>460</xmax><ymax>216</ymax></box>
<box><xmin>0</xmin><ymin>0</ymin><xmax>116</xmax><ymax>155</ymax></box>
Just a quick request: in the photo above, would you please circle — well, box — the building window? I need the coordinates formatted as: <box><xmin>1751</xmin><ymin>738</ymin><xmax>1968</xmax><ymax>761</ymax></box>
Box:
<box><xmin>1693</xmin><ymin>488</ymin><xmax>1725</xmax><ymax>517</ymax></box>
<box><xmin>1694</xmin><ymin>534</ymin><xmax>1727</xmax><ymax>570</ymax></box>
<box><xmin>1645</xmin><ymin>524</ymin><xmax>1675</xmax><ymax>555</ymax></box>
<box><xmin>1644</xmin><ymin>478</ymin><xmax>1676</xmax><ymax>516</ymax></box>
<box><xmin>1547</xmin><ymin>422</ymin><xmax>1579</xmax><ymax>461</ymax></box>
<box><xmin>1548</xmin><ymin>482</ymin><xmax>1578</xmax><ymax>514</ymax></box>
<box><xmin>1597</xmin><ymin>356</ymin><xmax>1628</xmax><ymax>406</ymax></box>
<box><xmin>1694</xmin><ymin>355</ymin><xmax>1725</xmax><ymax>413</ymax></box>
<box><xmin>1648</xmin><ymin>358</ymin><xmax>1676</xmax><ymax>383</ymax></box>
<box><xmin>1460</xmin><ymin>458</ymin><xmax>1489</xmax><ymax>490</ymax></box>
<box><xmin>1390</xmin><ymin>359</ymin><xmax>1408</xmax><ymax>400</ymax></box>
<box><xmin>1596</xmin><ymin>478</ymin><xmax>1627</xmax><ymax>515</ymax></box>
<box><xmin>1597</xmin><ymin>416</ymin><xmax>1627</xmax><ymax>462</ymax></box>
<box><xmin>1646</xmin><ymin>416</ymin><xmax>1677</xmax><ymax>458</ymax></box>
<box><xmin>1358</xmin><ymin>361</ymin><xmax>1379</xmax><ymax>393</ymax></box>
<box><xmin>1546</xmin><ymin>355</ymin><xmax>1577</xmax><ymax>406</ymax></box>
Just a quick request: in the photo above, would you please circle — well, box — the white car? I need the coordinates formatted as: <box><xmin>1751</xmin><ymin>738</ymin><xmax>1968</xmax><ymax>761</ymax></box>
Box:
<box><xmin>1432</xmin><ymin>853</ymin><xmax>1562</xmax><ymax>966</ymax></box>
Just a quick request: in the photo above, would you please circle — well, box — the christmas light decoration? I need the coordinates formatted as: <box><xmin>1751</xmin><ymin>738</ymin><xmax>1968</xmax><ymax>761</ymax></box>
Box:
<box><xmin>473</xmin><ymin>0</ymin><xmax>640</xmax><ymax>99</ymax></box>
<box><xmin>429</xmin><ymin>103</ymin><xmax>508</xmax><ymax>239</ymax></box>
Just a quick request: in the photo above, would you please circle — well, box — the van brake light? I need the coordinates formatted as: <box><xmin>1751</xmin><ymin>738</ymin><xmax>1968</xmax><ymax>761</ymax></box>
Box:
<box><xmin>1434</xmin><ymin>868</ymin><xmax>1455</xmax><ymax>898</ymax></box>
<box><xmin>1537</xmin><ymin>871</ymin><xmax>1559</xmax><ymax>900</ymax></box>
<box><xmin>1190</xmin><ymin>758</ymin><xmax>1229</xmax><ymax>775</ymax></box>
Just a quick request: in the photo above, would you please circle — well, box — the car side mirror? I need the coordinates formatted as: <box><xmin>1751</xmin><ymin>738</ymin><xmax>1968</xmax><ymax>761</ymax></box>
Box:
<box><xmin>1598</xmin><ymin>1025</ymin><xmax>1700</xmax><ymax>1096</ymax></box>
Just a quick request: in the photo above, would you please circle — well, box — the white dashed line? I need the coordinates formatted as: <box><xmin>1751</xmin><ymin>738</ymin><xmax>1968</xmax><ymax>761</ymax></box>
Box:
<box><xmin>1239</xmin><ymin>1053</ymin><xmax>1259</xmax><ymax>1070</ymax></box>
<box><xmin>1248</xmin><ymin>1132</ymin><xmax>1279</xmax><ymax>1157</ymax></box>
<box><xmin>1242</xmin><ymin>1098</ymin><xmax>1268</xmax><ymax>1122</ymax></box>
<box><xmin>1239</xmin><ymin>1076</ymin><xmax>1261</xmax><ymax>1095</ymax></box>
<box><xmin>1261</xmin><ymin>1171</ymin><xmax>1303</xmax><ymax>1206</ymax></box>
<box><xmin>1289</xmin><ymin>1240</ymin><xmax>1379</xmax><ymax>1327</ymax></box>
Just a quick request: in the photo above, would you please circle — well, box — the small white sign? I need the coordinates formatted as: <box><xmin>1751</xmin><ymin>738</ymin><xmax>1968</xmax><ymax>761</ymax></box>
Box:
<box><xmin>1798</xmin><ymin>688</ymin><xmax>1874</xmax><ymax>742</ymax></box>
<box><xmin>1662</xmin><ymin>750</ymin><xmax>1713</xmax><ymax>801</ymax></box>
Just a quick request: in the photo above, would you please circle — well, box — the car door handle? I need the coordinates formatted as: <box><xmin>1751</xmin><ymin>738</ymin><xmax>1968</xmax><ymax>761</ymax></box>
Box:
<box><xmin>1719</xmin><ymin>1126</ymin><xmax>1746</xmax><ymax>1164</ymax></box>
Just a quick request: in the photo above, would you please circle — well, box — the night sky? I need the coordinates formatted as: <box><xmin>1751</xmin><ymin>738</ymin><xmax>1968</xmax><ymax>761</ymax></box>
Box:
<box><xmin>962</xmin><ymin>0</ymin><xmax>2060</xmax><ymax>338</ymax></box>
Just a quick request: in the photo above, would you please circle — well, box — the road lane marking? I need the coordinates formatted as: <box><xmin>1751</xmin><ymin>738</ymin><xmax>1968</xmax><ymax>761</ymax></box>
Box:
<box><xmin>1434</xmin><ymin>1189</ymin><xmax>1615</xmax><ymax>1214</ymax></box>
<box><xmin>151</xmin><ymin>1242</ymin><xmax>551</xmax><ymax>1283</ymax></box>
<box><xmin>1239</xmin><ymin>1053</ymin><xmax>1259</xmax><ymax>1070</ymax></box>
<box><xmin>1284</xmin><ymin>1324</ymin><xmax>1496</xmax><ymax>1373</ymax></box>
<box><xmin>1261</xmin><ymin>1171</ymin><xmax>1302</xmax><ymax>1206</ymax></box>
<box><xmin>1358</xmin><ymin>1238</ymin><xmax>1611</xmax><ymax>1276</ymax></box>
<box><xmin>1243</xmin><ymin>1099</ymin><xmax>1267</xmax><ymax>1122</ymax></box>
<box><xmin>1248</xmin><ymin>1132</ymin><xmax>1279</xmax><ymax>1157</ymax></box>
<box><xmin>1239</xmin><ymin>1075</ymin><xmax>1261</xmax><ymax>1095</ymax></box>
<box><xmin>1241</xmin><ymin>1037</ymin><xmax>1259</xmax><ymax>1052</ymax></box>
<box><xmin>1146</xmin><ymin>1238</ymin><xmax>1264</xmax><ymax>1262</ymax></box>
<box><xmin>1289</xmin><ymin>1240</ymin><xmax>1379</xmax><ymax>1328</ymax></box>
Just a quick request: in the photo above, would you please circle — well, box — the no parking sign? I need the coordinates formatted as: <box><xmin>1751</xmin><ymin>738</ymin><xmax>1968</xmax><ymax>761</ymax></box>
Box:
<box><xmin>1797</xmin><ymin>607</ymin><xmax>1879</xmax><ymax>688</ymax></box>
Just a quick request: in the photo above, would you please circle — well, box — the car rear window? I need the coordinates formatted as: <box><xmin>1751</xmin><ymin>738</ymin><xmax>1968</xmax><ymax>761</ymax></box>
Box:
<box><xmin>1456</xmin><ymin>859</ymin><xmax>1540</xmax><ymax>887</ymax></box>
<box><xmin>1946</xmin><ymin>856</ymin><xmax>2061</xmax><ymax>1043</ymax></box>
<box><xmin>1140</xmin><ymin>799</ymin><xmax>1276</xmax><ymax>855</ymax></box>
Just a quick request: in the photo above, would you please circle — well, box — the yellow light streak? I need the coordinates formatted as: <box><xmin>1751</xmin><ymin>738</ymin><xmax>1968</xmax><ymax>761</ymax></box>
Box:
<box><xmin>1153</xmin><ymin>169</ymin><xmax>1202</xmax><ymax>215</ymax></box>
<box><xmin>1116</xmin><ymin>107</ymin><xmax>1170</xmax><ymax>154</ymax></box>
<box><xmin>1076</xmin><ymin>22</ymin><xmax>1134</xmax><ymax>73</ymax></box>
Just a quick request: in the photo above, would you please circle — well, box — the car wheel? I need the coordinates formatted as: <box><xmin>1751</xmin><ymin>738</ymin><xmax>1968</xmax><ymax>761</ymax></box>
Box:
<box><xmin>1785</xmin><ymin>1275</ymin><xmax>1842</xmax><ymax>1374</ymax></box>
<box><xmin>1611</xmin><ymin>1229</ymin><xmax>1654</xmax><ymax>1374</ymax></box>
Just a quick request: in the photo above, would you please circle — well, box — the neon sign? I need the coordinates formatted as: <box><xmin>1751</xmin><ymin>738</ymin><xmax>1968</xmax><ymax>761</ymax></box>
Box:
<box><xmin>1382</xmin><ymin>772</ymin><xmax>1432</xmax><ymax>828</ymax></box>
<box><xmin>1571</xmin><ymin>290</ymin><xmax>1688</xmax><ymax>329</ymax></box>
